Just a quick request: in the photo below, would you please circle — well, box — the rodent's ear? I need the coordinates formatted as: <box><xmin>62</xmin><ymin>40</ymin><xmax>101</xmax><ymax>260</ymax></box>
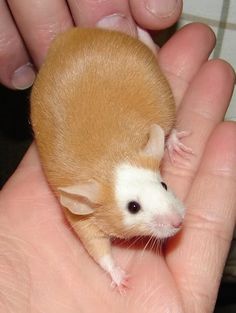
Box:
<box><xmin>142</xmin><ymin>124</ymin><xmax>165</xmax><ymax>160</ymax></box>
<box><xmin>58</xmin><ymin>180</ymin><xmax>100</xmax><ymax>215</ymax></box>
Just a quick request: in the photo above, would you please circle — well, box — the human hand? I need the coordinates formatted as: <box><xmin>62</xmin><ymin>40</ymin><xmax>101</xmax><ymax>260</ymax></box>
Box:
<box><xmin>0</xmin><ymin>0</ymin><xmax>182</xmax><ymax>90</ymax></box>
<box><xmin>0</xmin><ymin>23</ymin><xmax>235</xmax><ymax>312</ymax></box>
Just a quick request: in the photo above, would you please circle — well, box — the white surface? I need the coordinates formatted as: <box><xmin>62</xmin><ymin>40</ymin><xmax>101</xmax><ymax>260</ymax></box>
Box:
<box><xmin>183</xmin><ymin>0</ymin><xmax>223</xmax><ymax>20</ymax></box>
<box><xmin>179</xmin><ymin>0</ymin><xmax>236</xmax><ymax>121</ymax></box>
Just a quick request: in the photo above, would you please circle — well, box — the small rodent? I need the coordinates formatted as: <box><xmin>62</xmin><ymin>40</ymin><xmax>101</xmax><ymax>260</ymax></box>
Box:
<box><xmin>31</xmin><ymin>28</ymin><xmax>187</xmax><ymax>291</ymax></box>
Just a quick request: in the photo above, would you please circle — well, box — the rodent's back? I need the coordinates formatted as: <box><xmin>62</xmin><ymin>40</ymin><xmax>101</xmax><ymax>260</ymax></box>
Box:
<box><xmin>31</xmin><ymin>28</ymin><xmax>175</xmax><ymax>188</ymax></box>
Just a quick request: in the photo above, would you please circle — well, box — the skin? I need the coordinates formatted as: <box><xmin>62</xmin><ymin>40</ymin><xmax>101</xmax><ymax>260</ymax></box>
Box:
<box><xmin>0</xmin><ymin>23</ymin><xmax>235</xmax><ymax>312</ymax></box>
<box><xmin>0</xmin><ymin>0</ymin><xmax>183</xmax><ymax>89</ymax></box>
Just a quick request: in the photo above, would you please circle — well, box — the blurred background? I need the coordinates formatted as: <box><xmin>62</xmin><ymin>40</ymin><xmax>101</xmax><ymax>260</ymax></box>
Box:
<box><xmin>0</xmin><ymin>0</ymin><xmax>235</xmax><ymax>311</ymax></box>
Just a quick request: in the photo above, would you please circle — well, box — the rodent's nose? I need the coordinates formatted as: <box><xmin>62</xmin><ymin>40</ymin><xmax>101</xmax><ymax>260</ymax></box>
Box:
<box><xmin>155</xmin><ymin>212</ymin><xmax>183</xmax><ymax>229</ymax></box>
<box><xmin>171</xmin><ymin>217</ymin><xmax>182</xmax><ymax>228</ymax></box>
<box><xmin>168</xmin><ymin>212</ymin><xmax>183</xmax><ymax>228</ymax></box>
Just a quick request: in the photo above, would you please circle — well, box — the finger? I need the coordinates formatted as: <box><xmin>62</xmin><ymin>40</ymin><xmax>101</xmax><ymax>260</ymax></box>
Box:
<box><xmin>162</xmin><ymin>59</ymin><xmax>235</xmax><ymax>199</ymax></box>
<box><xmin>17</xmin><ymin>143</ymin><xmax>41</xmax><ymax>170</ymax></box>
<box><xmin>166</xmin><ymin>122</ymin><xmax>236</xmax><ymax>313</ymax></box>
<box><xmin>0</xmin><ymin>1</ymin><xmax>35</xmax><ymax>89</ymax></box>
<box><xmin>67</xmin><ymin>0</ymin><xmax>137</xmax><ymax>36</ymax></box>
<box><xmin>7</xmin><ymin>0</ymin><xmax>73</xmax><ymax>68</ymax></box>
<box><xmin>129</xmin><ymin>0</ymin><xmax>183</xmax><ymax>30</ymax></box>
<box><xmin>1</xmin><ymin>143</ymin><xmax>43</xmax><ymax>193</ymax></box>
<box><xmin>158</xmin><ymin>23</ymin><xmax>216</xmax><ymax>106</ymax></box>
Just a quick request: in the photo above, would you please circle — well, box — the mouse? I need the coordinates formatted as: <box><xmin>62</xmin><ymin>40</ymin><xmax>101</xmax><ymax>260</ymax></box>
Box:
<box><xmin>30</xmin><ymin>27</ymin><xmax>191</xmax><ymax>291</ymax></box>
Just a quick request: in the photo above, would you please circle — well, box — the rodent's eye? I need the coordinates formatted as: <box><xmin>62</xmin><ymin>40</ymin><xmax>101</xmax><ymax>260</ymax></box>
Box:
<box><xmin>127</xmin><ymin>201</ymin><xmax>141</xmax><ymax>214</ymax></box>
<box><xmin>161</xmin><ymin>182</ymin><xmax>168</xmax><ymax>190</ymax></box>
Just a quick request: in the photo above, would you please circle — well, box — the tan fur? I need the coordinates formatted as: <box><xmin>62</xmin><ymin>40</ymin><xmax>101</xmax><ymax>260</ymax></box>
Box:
<box><xmin>31</xmin><ymin>28</ymin><xmax>176</xmax><ymax>269</ymax></box>
<box><xmin>64</xmin><ymin>209</ymin><xmax>112</xmax><ymax>260</ymax></box>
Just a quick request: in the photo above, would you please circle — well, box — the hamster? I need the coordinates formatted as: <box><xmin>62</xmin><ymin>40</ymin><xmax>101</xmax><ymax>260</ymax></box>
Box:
<box><xmin>31</xmin><ymin>28</ymin><xmax>187</xmax><ymax>290</ymax></box>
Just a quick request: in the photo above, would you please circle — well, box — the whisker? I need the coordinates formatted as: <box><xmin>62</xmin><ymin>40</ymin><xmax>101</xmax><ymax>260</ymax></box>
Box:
<box><xmin>150</xmin><ymin>236</ymin><xmax>157</xmax><ymax>252</ymax></box>
<box><xmin>140</xmin><ymin>235</ymin><xmax>153</xmax><ymax>259</ymax></box>
<box><xmin>123</xmin><ymin>235</ymin><xmax>143</xmax><ymax>250</ymax></box>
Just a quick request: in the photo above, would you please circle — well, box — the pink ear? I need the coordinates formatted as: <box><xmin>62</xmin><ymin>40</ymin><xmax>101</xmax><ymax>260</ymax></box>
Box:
<box><xmin>58</xmin><ymin>180</ymin><xmax>100</xmax><ymax>215</ymax></box>
<box><xmin>142</xmin><ymin>124</ymin><xmax>165</xmax><ymax>160</ymax></box>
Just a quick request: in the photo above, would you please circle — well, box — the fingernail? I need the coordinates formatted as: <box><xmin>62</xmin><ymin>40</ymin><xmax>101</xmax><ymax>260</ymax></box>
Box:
<box><xmin>12</xmin><ymin>63</ymin><xmax>36</xmax><ymax>90</ymax></box>
<box><xmin>145</xmin><ymin>0</ymin><xmax>179</xmax><ymax>17</ymax></box>
<box><xmin>96</xmin><ymin>14</ymin><xmax>136</xmax><ymax>37</ymax></box>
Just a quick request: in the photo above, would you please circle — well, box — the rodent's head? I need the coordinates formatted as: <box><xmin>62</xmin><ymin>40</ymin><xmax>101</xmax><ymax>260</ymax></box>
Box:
<box><xmin>110</xmin><ymin>163</ymin><xmax>185</xmax><ymax>239</ymax></box>
<box><xmin>58</xmin><ymin>162</ymin><xmax>184</xmax><ymax>239</ymax></box>
<box><xmin>58</xmin><ymin>124</ymin><xmax>185</xmax><ymax>239</ymax></box>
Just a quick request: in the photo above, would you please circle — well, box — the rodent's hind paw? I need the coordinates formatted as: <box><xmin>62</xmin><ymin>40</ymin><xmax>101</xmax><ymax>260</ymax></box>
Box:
<box><xmin>166</xmin><ymin>129</ymin><xmax>194</xmax><ymax>164</ymax></box>
<box><xmin>110</xmin><ymin>266</ymin><xmax>130</xmax><ymax>294</ymax></box>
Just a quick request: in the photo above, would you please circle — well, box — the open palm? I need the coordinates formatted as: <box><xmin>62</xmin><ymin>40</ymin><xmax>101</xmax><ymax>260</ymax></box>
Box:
<box><xmin>0</xmin><ymin>23</ymin><xmax>235</xmax><ymax>313</ymax></box>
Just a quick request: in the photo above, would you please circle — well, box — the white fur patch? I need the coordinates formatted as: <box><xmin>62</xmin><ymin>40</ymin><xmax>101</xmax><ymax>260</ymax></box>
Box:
<box><xmin>99</xmin><ymin>254</ymin><xmax>116</xmax><ymax>273</ymax></box>
<box><xmin>114</xmin><ymin>163</ymin><xmax>185</xmax><ymax>237</ymax></box>
<box><xmin>99</xmin><ymin>254</ymin><xmax>127</xmax><ymax>287</ymax></box>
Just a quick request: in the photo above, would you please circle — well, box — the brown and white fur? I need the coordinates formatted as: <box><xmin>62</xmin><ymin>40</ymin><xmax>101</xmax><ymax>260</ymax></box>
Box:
<box><xmin>31</xmin><ymin>28</ymin><xmax>186</xmax><ymax>290</ymax></box>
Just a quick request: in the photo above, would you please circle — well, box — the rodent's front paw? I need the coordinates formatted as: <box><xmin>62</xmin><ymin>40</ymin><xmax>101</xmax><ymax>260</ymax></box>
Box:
<box><xmin>99</xmin><ymin>254</ymin><xmax>130</xmax><ymax>293</ymax></box>
<box><xmin>166</xmin><ymin>129</ymin><xmax>194</xmax><ymax>163</ymax></box>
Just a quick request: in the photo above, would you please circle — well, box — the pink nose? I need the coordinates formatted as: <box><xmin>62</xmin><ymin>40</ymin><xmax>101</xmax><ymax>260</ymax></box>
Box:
<box><xmin>156</xmin><ymin>213</ymin><xmax>183</xmax><ymax>228</ymax></box>
<box><xmin>171</xmin><ymin>216</ymin><xmax>183</xmax><ymax>228</ymax></box>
